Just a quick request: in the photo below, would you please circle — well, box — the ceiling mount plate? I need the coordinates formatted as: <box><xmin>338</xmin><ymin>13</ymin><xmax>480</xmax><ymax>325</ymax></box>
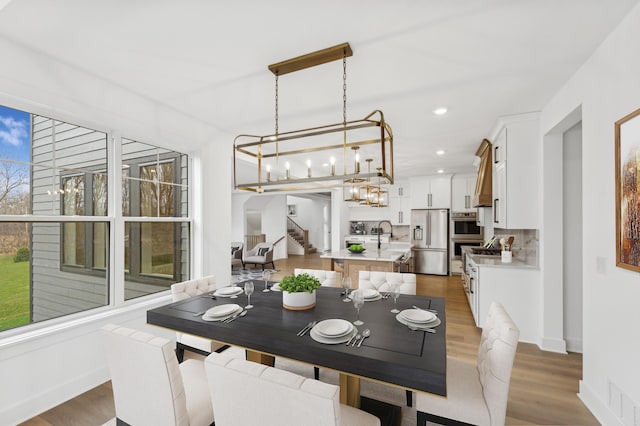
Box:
<box><xmin>268</xmin><ymin>42</ymin><xmax>353</xmax><ymax>76</ymax></box>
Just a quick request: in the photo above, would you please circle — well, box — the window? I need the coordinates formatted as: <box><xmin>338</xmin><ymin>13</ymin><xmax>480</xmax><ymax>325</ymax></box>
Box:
<box><xmin>0</xmin><ymin>103</ymin><xmax>192</xmax><ymax>332</ymax></box>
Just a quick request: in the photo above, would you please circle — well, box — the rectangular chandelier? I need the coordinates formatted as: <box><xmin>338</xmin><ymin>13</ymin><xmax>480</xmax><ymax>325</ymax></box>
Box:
<box><xmin>233</xmin><ymin>110</ymin><xmax>393</xmax><ymax>193</ymax></box>
<box><xmin>233</xmin><ymin>43</ymin><xmax>394</xmax><ymax>193</ymax></box>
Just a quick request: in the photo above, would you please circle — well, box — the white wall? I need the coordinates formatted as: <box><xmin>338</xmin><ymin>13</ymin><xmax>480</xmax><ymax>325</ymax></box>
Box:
<box><xmin>562</xmin><ymin>122</ymin><xmax>583</xmax><ymax>353</ymax></box>
<box><xmin>540</xmin><ymin>3</ymin><xmax>640</xmax><ymax>423</ymax></box>
<box><xmin>0</xmin><ymin>36</ymin><xmax>230</xmax><ymax>424</ymax></box>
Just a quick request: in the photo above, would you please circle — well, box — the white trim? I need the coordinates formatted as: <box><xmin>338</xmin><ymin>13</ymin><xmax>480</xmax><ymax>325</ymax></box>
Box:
<box><xmin>540</xmin><ymin>337</ymin><xmax>568</xmax><ymax>354</ymax></box>
<box><xmin>578</xmin><ymin>380</ymin><xmax>624</xmax><ymax>426</ymax></box>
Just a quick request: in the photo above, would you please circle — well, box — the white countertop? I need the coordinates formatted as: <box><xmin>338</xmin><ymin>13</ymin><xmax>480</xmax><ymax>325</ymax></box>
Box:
<box><xmin>462</xmin><ymin>246</ymin><xmax>539</xmax><ymax>270</ymax></box>
<box><xmin>322</xmin><ymin>243</ymin><xmax>411</xmax><ymax>262</ymax></box>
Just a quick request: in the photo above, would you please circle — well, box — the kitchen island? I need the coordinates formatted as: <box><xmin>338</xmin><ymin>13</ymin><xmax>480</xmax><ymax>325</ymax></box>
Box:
<box><xmin>321</xmin><ymin>243</ymin><xmax>412</xmax><ymax>288</ymax></box>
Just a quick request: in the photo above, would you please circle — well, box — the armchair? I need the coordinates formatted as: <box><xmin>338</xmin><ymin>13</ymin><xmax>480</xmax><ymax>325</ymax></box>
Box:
<box><xmin>231</xmin><ymin>241</ymin><xmax>244</xmax><ymax>269</ymax></box>
<box><xmin>244</xmin><ymin>242</ymin><xmax>275</xmax><ymax>269</ymax></box>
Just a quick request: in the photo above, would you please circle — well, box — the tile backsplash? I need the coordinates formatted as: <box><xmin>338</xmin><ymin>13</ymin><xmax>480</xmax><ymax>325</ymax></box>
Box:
<box><xmin>492</xmin><ymin>228</ymin><xmax>539</xmax><ymax>266</ymax></box>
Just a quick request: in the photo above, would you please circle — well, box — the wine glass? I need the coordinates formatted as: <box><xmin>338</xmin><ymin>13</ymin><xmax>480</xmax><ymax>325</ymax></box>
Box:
<box><xmin>230</xmin><ymin>274</ymin><xmax>240</xmax><ymax>298</ymax></box>
<box><xmin>342</xmin><ymin>276</ymin><xmax>352</xmax><ymax>302</ymax></box>
<box><xmin>244</xmin><ymin>281</ymin><xmax>254</xmax><ymax>309</ymax></box>
<box><xmin>352</xmin><ymin>290</ymin><xmax>364</xmax><ymax>325</ymax></box>
<box><xmin>262</xmin><ymin>270</ymin><xmax>271</xmax><ymax>292</ymax></box>
<box><xmin>390</xmin><ymin>283</ymin><xmax>401</xmax><ymax>313</ymax></box>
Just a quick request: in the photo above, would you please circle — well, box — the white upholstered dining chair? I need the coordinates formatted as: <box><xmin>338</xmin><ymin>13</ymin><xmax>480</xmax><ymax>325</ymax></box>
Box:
<box><xmin>204</xmin><ymin>352</ymin><xmax>380</xmax><ymax>426</ymax></box>
<box><xmin>102</xmin><ymin>324</ymin><xmax>214</xmax><ymax>426</ymax></box>
<box><xmin>294</xmin><ymin>268</ymin><xmax>340</xmax><ymax>287</ymax></box>
<box><xmin>171</xmin><ymin>276</ymin><xmax>228</xmax><ymax>362</ymax></box>
<box><xmin>416</xmin><ymin>302</ymin><xmax>520</xmax><ymax>426</ymax></box>
<box><xmin>358</xmin><ymin>270</ymin><xmax>417</xmax><ymax>406</ymax></box>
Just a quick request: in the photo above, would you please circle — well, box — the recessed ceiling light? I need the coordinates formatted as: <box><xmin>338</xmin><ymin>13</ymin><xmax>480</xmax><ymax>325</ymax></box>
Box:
<box><xmin>437</xmin><ymin>169</ymin><xmax>444</xmax><ymax>174</ymax></box>
<box><xmin>436</xmin><ymin>150</ymin><xmax>445</xmax><ymax>155</ymax></box>
<box><xmin>433</xmin><ymin>107</ymin><xmax>448</xmax><ymax>115</ymax></box>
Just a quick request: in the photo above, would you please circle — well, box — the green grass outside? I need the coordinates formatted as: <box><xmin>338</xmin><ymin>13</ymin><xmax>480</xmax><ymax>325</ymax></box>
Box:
<box><xmin>0</xmin><ymin>254</ymin><xmax>30</xmax><ymax>331</ymax></box>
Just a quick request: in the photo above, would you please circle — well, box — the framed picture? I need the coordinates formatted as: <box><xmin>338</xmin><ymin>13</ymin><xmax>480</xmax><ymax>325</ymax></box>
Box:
<box><xmin>615</xmin><ymin>107</ymin><xmax>640</xmax><ymax>271</ymax></box>
<box><xmin>287</xmin><ymin>204</ymin><xmax>297</xmax><ymax>216</ymax></box>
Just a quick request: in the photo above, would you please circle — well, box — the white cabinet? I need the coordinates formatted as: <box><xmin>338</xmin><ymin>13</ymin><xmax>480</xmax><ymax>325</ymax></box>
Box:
<box><xmin>451</xmin><ymin>174</ymin><xmax>476</xmax><ymax>212</ymax></box>
<box><xmin>490</xmin><ymin>113</ymin><xmax>539</xmax><ymax>229</ymax></box>
<box><xmin>410</xmin><ymin>175</ymin><xmax>452</xmax><ymax>209</ymax></box>
<box><xmin>389</xmin><ymin>180</ymin><xmax>410</xmax><ymax>225</ymax></box>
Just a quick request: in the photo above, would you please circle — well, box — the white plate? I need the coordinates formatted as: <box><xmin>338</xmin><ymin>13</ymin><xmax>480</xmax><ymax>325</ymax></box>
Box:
<box><xmin>205</xmin><ymin>303</ymin><xmax>240</xmax><ymax>318</ymax></box>
<box><xmin>202</xmin><ymin>306</ymin><xmax>243</xmax><ymax>321</ymax></box>
<box><xmin>271</xmin><ymin>283</ymin><xmax>281</xmax><ymax>291</ymax></box>
<box><xmin>399</xmin><ymin>309</ymin><xmax>436</xmax><ymax>323</ymax></box>
<box><xmin>314</xmin><ymin>319</ymin><xmax>353</xmax><ymax>338</ymax></box>
<box><xmin>396</xmin><ymin>313</ymin><xmax>441</xmax><ymax>330</ymax></box>
<box><xmin>361</xmin><ymin>289</ymin><xmax>380</xmax><ymax>299</ymax></box>
<box><xmin>349</xmin><ymin>291</ymin><xmax>382</xmax><ymax>302</ymax></box>
<box><xmin>310</xmin><ymin>327</ymin><xmax>358</xmax><ymax>344</ymax></box>
<box><xmin>214</xmin><ymin>287</ymin><xmax>244</xmax><ymax>297</ymax></box>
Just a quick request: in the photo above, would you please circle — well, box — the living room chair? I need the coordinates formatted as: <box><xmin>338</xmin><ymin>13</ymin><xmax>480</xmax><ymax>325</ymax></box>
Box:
<box><xmin>102</xmin><ymin>324</ymin><xmax>214</xmax><ymax>426</ymax></box>
<box><xmin>416</xmin><ymin>302</ymin><xmax>520</xmax><ymax>426</ymax></box>
<box><xmin>231</xmin><ymin>241</ymin><xmax>244</xmax><ymax>269</ymax></box>
<box><xmin>359</xmin><ymin>270</ymin><xmax>417</xmax><ymax>406</ymax></box>
<box><xmin>244</xmin><ymin>242</ymin><xmax>275</xmax><ymax>269</ymax></box>
<box><xmin>204</xmin><ymin>352</ymin><xmax>380</xmax><ymax>426</ymax></box>
<box><xmin>171</xmin><ymin>276</ymin><xmax>228</xmax><ymax>362</ymax></box>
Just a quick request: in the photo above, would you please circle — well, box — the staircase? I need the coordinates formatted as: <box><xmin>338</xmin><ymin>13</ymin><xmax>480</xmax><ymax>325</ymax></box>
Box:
<box><xmin>287</xmin><ymin>217</ymin><xmax>317</xmax><ymax>255</ymax></box>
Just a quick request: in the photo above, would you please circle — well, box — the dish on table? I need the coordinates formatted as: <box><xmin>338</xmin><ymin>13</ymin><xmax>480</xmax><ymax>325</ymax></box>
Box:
<box><xmin>349</xmin><ymin>289</ymin><xmax>382</xmax><ymax>301</ymax></box>
<box><xmin>310</xmin><ymin>326</ymin><xmax>358</xmax><ymax>344</ymax></box>
<box><xmin>214</xmin><ymin>286</ymin><xmax>243</xmax><ymax>297</ymax></box>
<box><xmin>202</xmin><ymin>304</ymin><xmax>243</xmax><ymax>321</ymax></box>
<box><xmin>205</xmin><ymin>304</ymin><xmax>240</xmax><ymax>318</ymax></box>
<box><xmin>313</xmin><ymin>319</ymin><xmax>353</xmax><ymax>338</ymax></box>
<box><xmin>395</xmin><ymin>313</ymin><xmax>441</xmax><ymax>330</ymax></box>
<box><xmin>399</xmin><ymin>308</ymin><xmax>437</xmax><ymax>323</ymax></box>
<box><xmin>270</xmin><ymin>283</ymin><xmax>281</xmax><ymax>291</ymax></box>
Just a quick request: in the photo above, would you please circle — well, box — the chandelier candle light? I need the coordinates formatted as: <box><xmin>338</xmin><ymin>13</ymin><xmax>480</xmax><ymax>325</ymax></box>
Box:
<box><xmin>233</xmin><ymin>42</ymin><xmax>393</xmax><ymax>193</ymax></box>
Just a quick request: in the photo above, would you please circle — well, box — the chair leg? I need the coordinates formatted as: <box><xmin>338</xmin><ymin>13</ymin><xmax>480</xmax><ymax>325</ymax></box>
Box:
<box><xmin>176</xmin><ymin>343</ymin><xmax>185</xmax><ymax>363</ymax></box>
<box><xmin>406</xmin><ymin>389</ymin><xmax>412</xmax><ymax>407</ymax></box>
<box><xmin>314</xmin><ymin>366</ymin><xmax>320</xmax><ymax>380</ymax></box>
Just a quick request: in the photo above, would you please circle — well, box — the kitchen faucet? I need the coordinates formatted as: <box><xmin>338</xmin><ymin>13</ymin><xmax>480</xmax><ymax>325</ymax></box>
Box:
<box><xmin>377</xmin><ymin>220</ymin><xmax>393</xmax><ymax>249</ymax></box>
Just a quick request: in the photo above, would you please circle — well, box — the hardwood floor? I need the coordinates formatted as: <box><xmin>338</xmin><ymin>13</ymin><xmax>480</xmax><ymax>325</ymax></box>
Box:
<box><xmin>22</xmin><ymin>253</ymin><xmax>598</xmax><ymax>425</ymax></box>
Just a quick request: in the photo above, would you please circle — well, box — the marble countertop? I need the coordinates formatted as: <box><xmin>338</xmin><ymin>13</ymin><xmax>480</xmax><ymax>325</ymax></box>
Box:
<box><xmin>462</xmin><ymin>246</ymin><xmax>539</xmax><ymax>270</ymax></box>
<box><xmin>322</xmin><ymin>243</ymin><xmax>412</xmax><ymax>262</ymax></box>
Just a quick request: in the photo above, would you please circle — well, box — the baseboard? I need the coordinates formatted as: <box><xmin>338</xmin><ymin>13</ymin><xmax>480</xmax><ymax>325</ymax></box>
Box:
<box><xmin>539</xmin><ymin>336</ymin><xmax>567</xmax><ymax>353</ymax></box>
<box><xmin>0</xmin><ymin>366</ymin><xmax>109</xmax><ymax>425</ymax></box>
<box><xmin>578</xmin><ymin>380</ymin><xmax>624</xmax><ymax>426</ymax></box>
<box><xmin>565</xmin><ymin>336</ymin><xmax>583</xmax><ymax>353</ymax></box>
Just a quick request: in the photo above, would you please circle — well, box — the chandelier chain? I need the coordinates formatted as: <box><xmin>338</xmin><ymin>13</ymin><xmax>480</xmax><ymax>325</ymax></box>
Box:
<box><xmin>275</xmin><ymin>74</ymin><xmax>279</xmax><ymax>137</ymax></box>
<box><xmin>343</xmin><ymin>55</ymin><xmax>347</xmax><ymax>126</ymax></box>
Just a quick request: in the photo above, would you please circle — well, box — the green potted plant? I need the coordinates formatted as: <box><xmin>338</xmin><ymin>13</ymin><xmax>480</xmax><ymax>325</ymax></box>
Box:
<box><xmin>279</xmin><ymin>273</ymin><xmax>321</xmax><ymax>310</ymax></box>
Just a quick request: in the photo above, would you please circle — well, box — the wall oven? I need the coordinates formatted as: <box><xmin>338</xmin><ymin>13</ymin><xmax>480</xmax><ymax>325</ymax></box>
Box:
<box><xmin>451</xmin><ymin>211</ymin><xmax>483</xmax><ymax>239</ymax></box>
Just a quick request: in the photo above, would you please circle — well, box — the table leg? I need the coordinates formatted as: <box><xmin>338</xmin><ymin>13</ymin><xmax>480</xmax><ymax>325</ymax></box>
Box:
<box><xmin>245</xmin><ymin>350</ymin><xmax>275</xmax><ymax>367</ymax></box>
<box><xmin>339</xmin><ymin>373</ymin><xmax>361</xmax><ymax>408</ymax></box>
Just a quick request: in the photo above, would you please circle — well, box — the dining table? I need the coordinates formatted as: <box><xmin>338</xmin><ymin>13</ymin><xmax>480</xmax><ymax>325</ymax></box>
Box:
<box><xmin>147</xmin><ymin>281</ymin><xmax>447</xmax><ymax>408</ymax></box>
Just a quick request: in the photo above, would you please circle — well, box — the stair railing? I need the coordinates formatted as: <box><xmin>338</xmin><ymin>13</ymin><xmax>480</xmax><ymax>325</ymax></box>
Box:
<box><xmin>287</xmin><ymin>217</ymin><xmax>310</xmax><ymax>254</ymax></box>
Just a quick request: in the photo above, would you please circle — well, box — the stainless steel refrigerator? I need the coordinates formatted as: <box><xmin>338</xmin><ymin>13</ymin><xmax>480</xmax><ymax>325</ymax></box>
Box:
<box><xmin>411</xmin><ymin>209</ymin><xmax>449</xmax><ymax>275</ymax></box>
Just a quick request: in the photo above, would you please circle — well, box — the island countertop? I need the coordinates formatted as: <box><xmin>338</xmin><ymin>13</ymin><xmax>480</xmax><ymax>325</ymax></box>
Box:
<box><xmin>321</xmin><ymin>243</ymin><xmax>412</xmax><ymax>262</ymax></box>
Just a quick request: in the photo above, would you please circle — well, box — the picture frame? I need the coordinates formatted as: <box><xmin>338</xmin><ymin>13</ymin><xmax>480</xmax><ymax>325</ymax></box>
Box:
<box><xmin>287</xmin><ymin>204</ymin><xmax>297</xmax><ymax>216</ymax></box>
<box><xmin>615</xmin><ymin>106</ymin><xmax>640</xmax><ymax>272</ymax></box>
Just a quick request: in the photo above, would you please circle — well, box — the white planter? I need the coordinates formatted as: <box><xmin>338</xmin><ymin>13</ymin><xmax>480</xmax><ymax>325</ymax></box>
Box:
<box><xmin>282</xmin><ymin>290</ymin><xmax>316</xmax><ymax>311</ymax></box>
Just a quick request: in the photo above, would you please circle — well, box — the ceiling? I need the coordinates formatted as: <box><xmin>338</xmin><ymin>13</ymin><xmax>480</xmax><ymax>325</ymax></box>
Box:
<box><xmin>0</xmin><ymin>0</ymin><xmax>638</xmax><ymax>180</ymax></box>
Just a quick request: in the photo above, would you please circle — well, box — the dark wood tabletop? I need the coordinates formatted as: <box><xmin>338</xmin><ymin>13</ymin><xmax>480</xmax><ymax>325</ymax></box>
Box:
<box><xmin>147</xmin><ymin>283</ymin><xmax>446</xmax><ymax>396</ymax></box>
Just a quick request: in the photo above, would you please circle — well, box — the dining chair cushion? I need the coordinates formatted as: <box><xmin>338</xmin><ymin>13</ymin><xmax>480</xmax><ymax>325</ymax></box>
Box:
<box><xmin>416</xmin><ymin>358</ymin><xmax>490</xmax><ymax>425</ymax></box>
<box><xmin>294</xmin><ymin>268</ymin><xmax>339</xmax><ymax>287</ymax></box>
<box><xmin>171</xmin><ymin>276</ymin><xmax>226</xmax><ymax>355</ymax></box>
<box><xmin>205</xmin><ymin>352</ymin><xmax>379</xmax><ymax>426</ymax></box>
<box><xmin>102</xmin><ymin>324</ymin><xmax>214</xmax><ymax>426</ymax></box>
<box><xmin>358</xmin><ymin>271</ymin><xmax>416</xmax><ymax>294</ymax></box>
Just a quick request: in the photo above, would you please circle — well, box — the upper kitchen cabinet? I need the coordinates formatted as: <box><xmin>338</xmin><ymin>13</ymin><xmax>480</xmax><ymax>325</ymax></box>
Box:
<box><xmin>389</xmin><ymin>179</ymin><xmax>410</xmax><ymax>225</ymax></box>
<box><xmin>410</xmin><ymin>175</ymin><xmax>452</xmax><ymax>209</ymax></box>
<box><xmin>451</xmin><ymin>174</ymin><xmax>476</xmax><ymax>212</ymax></box>
<box><xmin>490</xmin><ymin>112</ymin><xmax>539</xmax><ymax>229</ymax></box>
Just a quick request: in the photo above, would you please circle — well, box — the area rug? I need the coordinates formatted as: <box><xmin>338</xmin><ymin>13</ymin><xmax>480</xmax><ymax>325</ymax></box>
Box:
<box><xmin>231</xmin><ymin>268</ymin><xmax>278</xmax><ymax>281</ymax></box>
